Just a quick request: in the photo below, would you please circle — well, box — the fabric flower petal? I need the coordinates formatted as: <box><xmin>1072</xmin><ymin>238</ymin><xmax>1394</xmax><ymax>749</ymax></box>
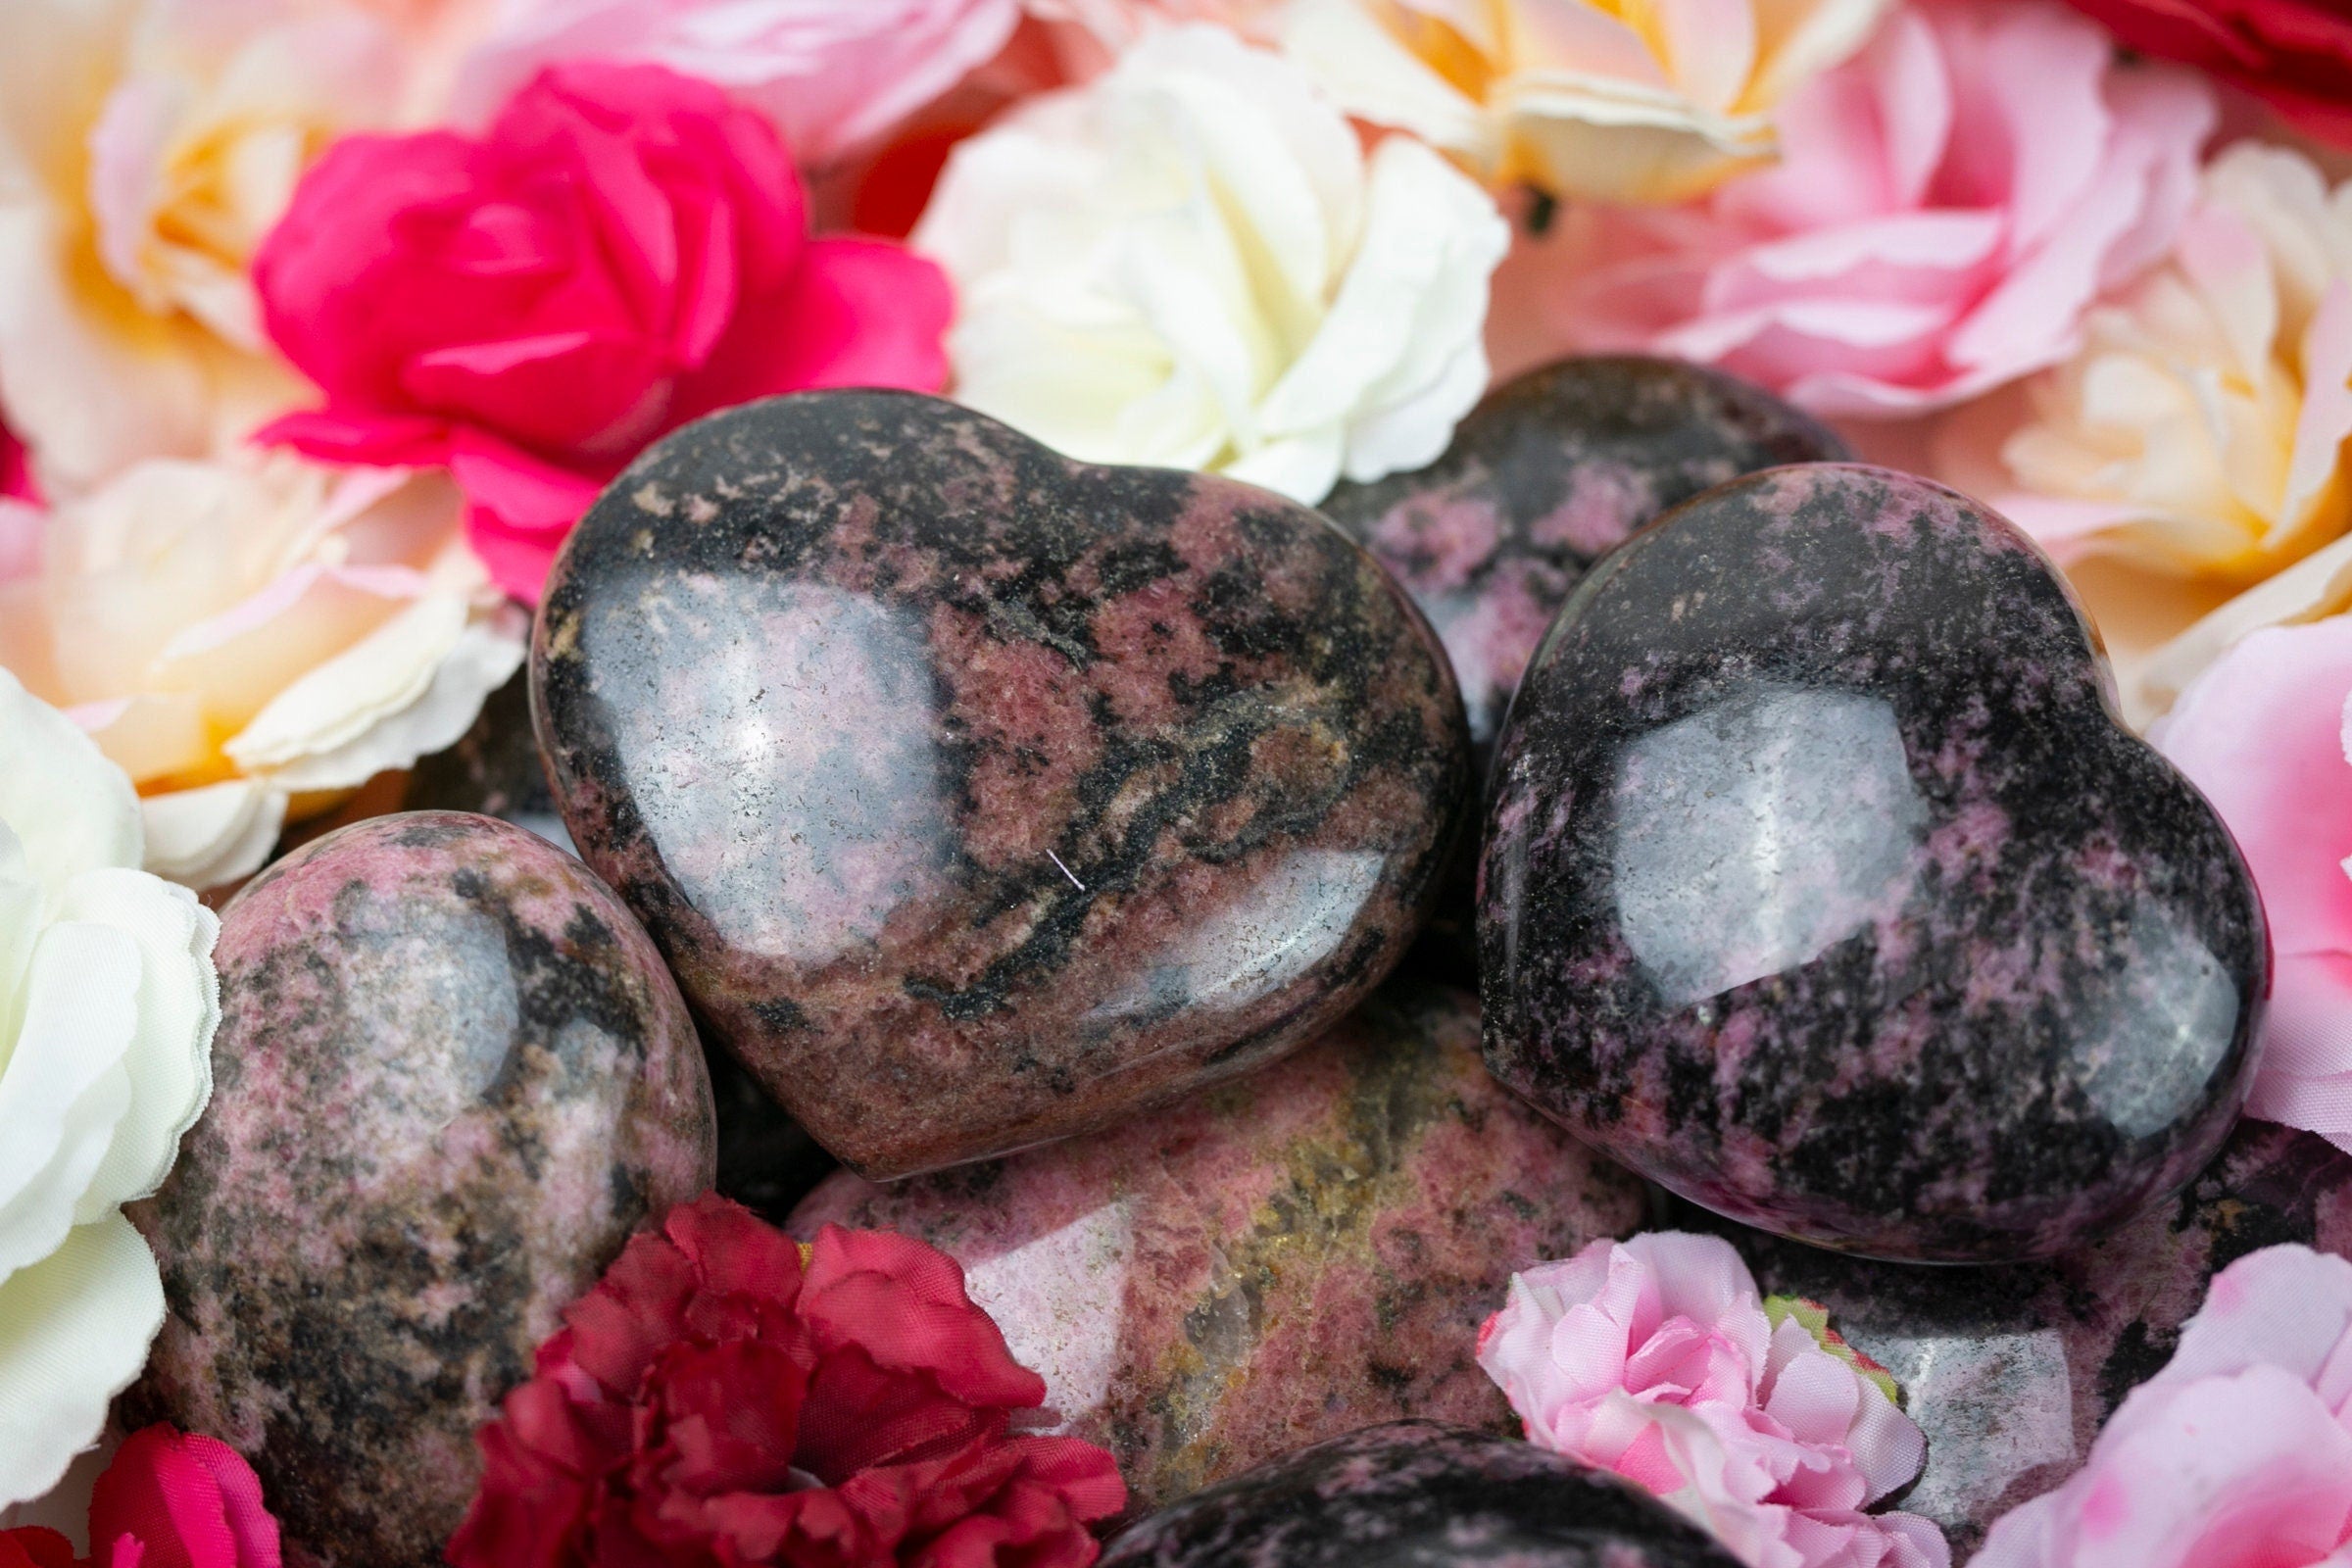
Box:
<box><xmin>0</xmin><ymin>1216</ymin><xmax>167</xmax><ymax>1510</ymax></box>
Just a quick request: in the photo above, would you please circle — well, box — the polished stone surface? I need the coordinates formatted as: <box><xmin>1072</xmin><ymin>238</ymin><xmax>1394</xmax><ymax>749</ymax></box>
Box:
<box><xmin>537</xmin><ymin>390</ymin><xmax>1469</xmax><ymax>1178</ymax></box>
<box><xmin>126</xmin><ymin>812</ymin><xmax>715</xmax><ymax>1568</ymax></box>
<box><xmin>1099</xmin><ymin>1422</ymin><xmax>1743</xmax><ymax>1568</ymax></box>
<box><xmin>1481</xmin><ymin>465</ymin><xmax>2267</xmax><ymax>1262</ymax></box>
<box><xmin>1684</xmin><ymin>1119</ymin><xmax>2352</xmax><ymax>1555</ymax></box>
<box><xmin>403</xmin><ymin>666</ymin><xmax>573</xmax><ymax>853</ymax></box>
<box><xmin>1322</xmin><ymin>356</ymin><xmax>1846</xmax><ymax>771</ymax></box>
<box><xmin>790</xmin><ymin>982</ymin><xmax>1646</xmax><ymax>1512</ymax></box>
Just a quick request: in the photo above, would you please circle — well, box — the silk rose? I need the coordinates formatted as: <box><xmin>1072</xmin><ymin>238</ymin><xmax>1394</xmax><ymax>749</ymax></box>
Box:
<box><xmin>0</xmin><ymin>1425</ymin><xmax>280</xmax><ymax>1568</ymax></box>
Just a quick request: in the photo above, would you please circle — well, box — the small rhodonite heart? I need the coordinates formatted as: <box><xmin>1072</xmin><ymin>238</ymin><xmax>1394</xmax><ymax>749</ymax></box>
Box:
<box><xmin>1480</xmin><ymin>464</ymin><xmax>2269</xmax><ymax>1263</ymax></box>
<box><xmin>535</xmin><ymin>391</ymin><xmax>1469</xmax><ymax>1178</ymax></box>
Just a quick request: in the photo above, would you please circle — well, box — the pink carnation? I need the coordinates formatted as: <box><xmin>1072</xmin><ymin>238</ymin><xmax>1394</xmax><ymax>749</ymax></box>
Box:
<box><xmin>1537</xmin><ymin>0</ymin><xmax>2214</xmax><ymax>417</ymax></box>
<box><xmin>1974</xmin><ymin>1244</ymin><xmax>2352</xmax><ymax>1567</ymax></box>
<box><xmin>253</xmin><ymin>61</ymin><xmax>952</xmax><ymax>601</ymax></box>
<box><xmin>2155</xmin><ymin>618</ymin><xmax>2352</xmax><ymax>1152</ymax></box>
<box><xmin>450</xmin><ymin>0</ymin><xmax>1023</xmax><ymax>168</ymax></box>
<box><xmin>1478</xmin><ymin>1233</ymin><xmax>1947</xmax><ymax>1568</ymax></box>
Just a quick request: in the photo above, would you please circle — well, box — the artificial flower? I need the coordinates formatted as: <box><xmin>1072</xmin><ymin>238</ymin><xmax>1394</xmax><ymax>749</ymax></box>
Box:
<box><xmin>1282</xmin><ymin>0</ymin><xmax>1892</xmax><ymax>205</ymax></box>
<box><xmin>1479</xmin><ymin>1233</ymin><xmax>1947</xmax><ymax>1568</ymax></box>
<box><xmin>0</xmin><ymin>453</ymin><xmax>524</xmax><ymax>889</ymax></box>
<box><xmin>450</xmin><ymin>0</ymin><xmax>1024</xmax><ymax>169</ymax></box>
<box><xmin>2062</xmin><ymin>0</ymin><xmax>2352</xmax><ymax>150</ymax></box>
<box><xmin>448</xmin><ymin>1195</ymin><xmax>1125</xmax><ymax>1568</ymax></box>
<box><xmin>0</xmin><ymin>0</ymin><xmax>412</xmax><ymax>496</ymax></box>
<box><xmin>0</xmin><ymin>1425</ymin><xmax>280</xmax><ymax>1568</ymax></box>
<box><xmin>254</xmin><ymin>61</ymin><xmax>952</xmax><ymax>601</ymax></box>
<box><xmin>1026</xmin><ymin>0</ymin><xmax>1288</xmax><ymax>47</ymax></box>
<box><xmin>0</xmin><ymin>674</ymin><xmax>218</xmax><ymax>1510</ymax></box>
<box><xmin>1936</xmin><ymin>141</ymin><xmax>2352</xmax><ymax>724</ymax></box>
<box><xmin>917</xmin><ymin>24</ymin><xmax>1509</xmax><ymax>506</ymax></box>
<box><xmin>2153</xmin><ymin>617</ymin><xmax>2352</xmax><ymax>1153</ymax></box>
<box><xmin>1972</xmin><ymin>1243</ymin><xmax>2352</xmax><ymax>1567</ymax></box>
<box><xmin>1534</xmin><ymin>0</ymin><xmax>2214</xmax><ymax>418</ymax></box>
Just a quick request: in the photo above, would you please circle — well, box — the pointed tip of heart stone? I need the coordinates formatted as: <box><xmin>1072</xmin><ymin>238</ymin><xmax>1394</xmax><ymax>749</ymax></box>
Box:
<box><xmin>533</xmin><ymin>390</ymin><xmax>1471</xmax><ymax>1179</ymax></box>
<box><xmin>1479</xmin><ymin>462</ymin><xmax>2270</xmax><ymax>1263</ymax></box>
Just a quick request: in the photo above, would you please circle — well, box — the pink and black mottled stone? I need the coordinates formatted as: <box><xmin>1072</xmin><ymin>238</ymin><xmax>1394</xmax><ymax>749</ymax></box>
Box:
<box><xmin>534</xmin><ymin>390</ymin><xmax>1469</xmax><ymax>1179</ymax></box>
<box><xmin>1098</xmin><ymin>1422</ymin><xmax>1743</xmax><ymax>1568</ymax></box>
<box><xmin>1680</xmin><ymin>1119</ymin><xmax>2352</xmax><ymax>1554</ymax></box>
<box><xmin>789</xmin><ymin>982</ymin><xmax>1646</xmax><ymax>1513</ymax></box>
<box><xmin>1320</xmin><ymin>356</ymin><xmax>1846</xmax><ymax>773</ymax></box>
<box><xmin>1480</xmin><ymin>465</ymin><xmax>2267</xmax><ymax>1262</ymax></box>
<box><xmin>124</xmin><ymin>811</ymin><xmax>716</xmax><ymax>1568</ymax></box>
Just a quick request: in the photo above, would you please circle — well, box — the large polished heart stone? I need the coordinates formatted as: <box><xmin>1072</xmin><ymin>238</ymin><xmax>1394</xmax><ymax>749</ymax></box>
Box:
<box><xmin>1481</xmin><ymin>465</ymin><xmax>2267</xmax><ymax>1262</ymax></box>
<box><xmin>535</xmin><ymin>391</ymin><xmax>1468</xmax><ymax>1178</ymax></box>
<box><xmin>1099</xmin><ymin>1422</ymin><xmax>1743</xmax><ymax>1568</ymax></box>
<box><xmin>789</xmin><ymin>981</ymin><xmax>1645</xmax><ymax>1512</ymax></box>
<box><xmin>125</xmin><ymin>812</ymin><xmax>715</xmax><ymax>1568</ymax></box>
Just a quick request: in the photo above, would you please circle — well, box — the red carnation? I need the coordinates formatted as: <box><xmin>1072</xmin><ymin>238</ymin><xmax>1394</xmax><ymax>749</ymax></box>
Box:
<box><xmin>448</xmin><ymin>1196</ymin><xmax>1125</xmax><ymax>1568</ymax></box>
<box><xmin>2063</xmin><ymin>0</ymin><xmax>2352</xmax><ymax>147</ymax></box>
<box><xmin>0</xmin><ymin>1425</ymin><xmax>281</xmax><ymax>1568</ymax></box>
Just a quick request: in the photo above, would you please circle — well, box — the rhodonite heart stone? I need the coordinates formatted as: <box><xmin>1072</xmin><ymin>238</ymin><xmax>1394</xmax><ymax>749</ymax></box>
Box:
<box><xmin>1098</xmin><ymin>1422</ymin><xmax>1742</xmax><ymax>1568</ymax></box>
<box><xmin>1321</xmin><ymin>356</ymin><xmax>1845</xmax><ymax>773</ymax></box>
<box><xmin>1481</xmin><ymin>464</ymin><xmax>2267</xmax><ymax>1262</ymax></box>
<box><xmin>535</xmin><ymin>390</ymin><xmax>1468</xmax><ymax>1178</ymax></box>
<box><xmin>125</xmin><ymin>812</ymin><xmax>714</xmax><ymax>1568</ymax></box>
<box><xmin>789</xmin><ymin>981</ymin><xmax>1645</xmax><ymax>1512</ymax></box>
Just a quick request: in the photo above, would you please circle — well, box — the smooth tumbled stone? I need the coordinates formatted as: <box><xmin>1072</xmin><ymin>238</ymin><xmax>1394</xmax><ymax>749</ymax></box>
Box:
<box><xmin>1099</xmin><ymin>1421</ymin><xmax>1743</xmax><ymax>1568</ymax></box>
<box><xmin>1675</xmin><ymin>1118</ymin><xmax>2352</xmax><ymax>1555</ymax></box>
<box><xmin>790</xmin><ymin>982</ymin><xmax>1645</xmax><ymax>1512</ymax></box>
<box><xmin>1481</xmin><ymin>465</ymin><xmax>2267</xmax><ymax>1262</ymax></box>
<box><xmin>1321</xmin><ymin>356</ymin><xmax>1846</xmax><ymax>770</ymax></box>
<box><xmin>402</xmin><ymin>665</ymin><xmax>574</xmax><ymax>854</ymax></box>
<box><xmin>126</xmin><ymin>811</ymin><xmax>715</xmax><ymax>1568</ymax></box>
<box><xmin>535</xmin><ymin>390</ymin><xmax>1468</xmax><ymax>1178</ymax></box>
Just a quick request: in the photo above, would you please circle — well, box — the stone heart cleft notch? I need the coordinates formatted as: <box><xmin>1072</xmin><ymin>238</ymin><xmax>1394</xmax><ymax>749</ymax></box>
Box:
<box><xmin>534</xmin><ymin>390</ymin><xmax>1470</xmax><ymax>1179</ymax></box>
<box><xmin>1480</xmin><ymin>464</ymin><xmax>2270</xmax><ymax>1264</ymax></box>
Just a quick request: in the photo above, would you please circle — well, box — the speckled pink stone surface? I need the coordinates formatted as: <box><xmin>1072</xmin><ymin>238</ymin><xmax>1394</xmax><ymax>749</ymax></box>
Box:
<box><xmin>789</xmin><ymin>982</ymin><xmax>1646</xmax><ymax>1514</ymax></box>
<box><xmin>126</xmin><ymin>812</ymin><xmax>715</xmax><ymax>1568</ymax></box>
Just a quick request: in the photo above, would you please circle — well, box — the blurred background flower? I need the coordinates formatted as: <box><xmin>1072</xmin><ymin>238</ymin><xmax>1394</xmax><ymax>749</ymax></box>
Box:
<box><xmin>1525</xmin><ymin>0</ymin><xmax>2215</xmax><ymax>418</ymax></box>
<box><xmin>2060</xmin><ymin>0</ymin><xmax>2352</xmax><ymax>150</ymax></box>
<box><xmin>0</xmin><ymin>455</ymin><xmax>521</xmax><ymax>889</ymax></box>
<box><xmin>918</xmin><ymin>24</ymin><xmax>1509</xmax><ymax>504</ymax></box>
<box><xmin>1282</xmin><ymin>0</ymin><xmax>1892</xmax><ymax>205</ymax></box>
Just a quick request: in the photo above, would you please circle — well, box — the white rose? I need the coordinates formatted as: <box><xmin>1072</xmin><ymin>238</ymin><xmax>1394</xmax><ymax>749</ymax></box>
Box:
<box><xmin>915</xmin><ymin>24</ymin><xmax>1510</xmax><ymax>505</ymax></box>
<box><xmin>0</xmin><ymin>668</ymin><xmax>219</xmax><ymax>1507</ymax></box>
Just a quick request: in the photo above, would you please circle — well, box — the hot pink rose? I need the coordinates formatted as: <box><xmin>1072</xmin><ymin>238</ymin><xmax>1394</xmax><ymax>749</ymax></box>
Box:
<box><xmin>1538</xmin><ymin>0</ymin><xmax>2216</xmax><ymax>417</ymax></box>
<box><xmin>451</xmin><ymin>0</ymin><xmax>1023</xmax><ymax>169</ymax></box>
<box><xmin>2155</xmin><ymin>617</ymin><xmax>2352</xmax><ymax>1151</ymax></box>
<box><xmin>1973</xmin><ymin>1244</ymin><xmax>2352</xmax><ymax>1568</ymax></box>
<box><xmin>1479</xmin><ymin>1233</ymin><xmax>1947</xmax><ymax>1568</ymax></box>
<box><xmin>253</xmin><ymin>61</ymin><xmax>952</xmax><ymax>600</ymax></box>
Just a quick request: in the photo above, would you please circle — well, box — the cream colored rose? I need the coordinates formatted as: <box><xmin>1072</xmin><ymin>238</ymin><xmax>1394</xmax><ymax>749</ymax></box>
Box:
<box><xmin>917</xmin><ymin>24</ymin><xmax>1510</xmax><ymax>505</ymax></box>
<box><xmin>1282</xmin><ymin>0</ymin><xmax>1892</xmax><ymax>205</ymax></box>
<box><xmin>0</xmin><ymin>670</ymin><xmax>218</xmax><ymax>1507</ymax></box>
<box><xmin>0</xmin><ymin>455</ymin><xmax>526</xmax><ymax>889</ymax></box>
<box><xmin>1937</xmin><ymin>142</ymin><xmax>2352</xmax><ymax>726</ymax></box>
<box><xmin>0</xmin><ymin>0</ymin><xmax>409</xmax><ymax>494</ymax></box>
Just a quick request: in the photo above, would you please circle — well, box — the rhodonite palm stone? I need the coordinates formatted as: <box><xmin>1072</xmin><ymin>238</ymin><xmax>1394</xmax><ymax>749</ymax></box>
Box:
<box><xmin>1098</xmin><ymin>1422</ymin><xmax>1743</xmax><ymax>1568</ymax></box>
<box><xmin>789</xmin><ymin>982</ymin><xmax>1646</xmax><ymax>1511</ymax></box>
<box><xmin>535</xmin><ymin>390</ymin><xmax>1468</xmax><ymax>1178</ymax></box>
<box><xmin>126</xmin><ymin>812</ymin><xmax>715</xmax><ymax>1568</ymax></box>
<box><xmin>1480</xmin><ymin>465</ymin><xmax>2267</xmax><ymax>1262</ymax></box>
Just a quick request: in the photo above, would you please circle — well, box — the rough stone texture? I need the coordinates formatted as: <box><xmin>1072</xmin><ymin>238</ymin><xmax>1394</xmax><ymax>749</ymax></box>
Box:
<box><xmin>1321</xmin><ymin>356</ymin><xmax>1848</xmax><ymax>772</ymax></box>
<box><xmin>1481</xmin><ymin>465</ymin><xmax>2267</xmax><ymax>1262</ymax></box>
<box><xmin>789</xmin><ymin>982</ymin><xmax>1646</xmax><ymax>1513</ymax></box>
<box><xmin>536</xmin><ymin>390</ymin><xmax>1469</xmax><ymax>1179</ymax></box>
<box><xmin>1099</xmin><ymin>1422</ymin><xmax>1743</xmax><ymax>1568</ymax></box>
<box><xmin>1682</xmin><ymin>1119</ymin><xmax>2352</xmax><ymax>1555</ymax></box>
<box><xmin>126</xmin><ymin>811</ymin><xmax>716</xmax><ymax>1568</ymax></box>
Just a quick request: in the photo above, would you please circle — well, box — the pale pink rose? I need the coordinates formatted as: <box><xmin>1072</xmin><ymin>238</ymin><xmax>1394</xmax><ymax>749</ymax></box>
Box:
<box><xmin>450</xmin><ymin>0</ymin><xmax>1022</xmax><ymax>167</ymax></box>
<box><xmin>1537</xmin><ymin>0</ymin><xmax>2217</xmax><ymax>417</ymax></box>
<box><xmin>2152</xmin><ymin>617</ymin><xmax>2352</xmax><ymax>1152</ymax></box>
<box><xmin>1479</xmin><ymin>1233</ymin><xmax>1948</xmax><ymax>1568</ymax></box>
<box><xmin>1972</xmin><ymin>1244</ymin><xmax>2352</xmax><ymax>1568</ymax></box>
